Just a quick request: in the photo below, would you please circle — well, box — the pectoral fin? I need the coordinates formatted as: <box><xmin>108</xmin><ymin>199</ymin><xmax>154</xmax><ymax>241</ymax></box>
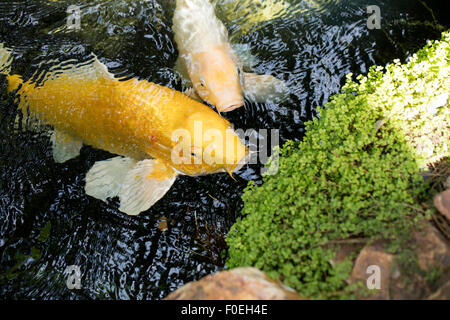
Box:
<box><xmin>85</xmin><ymin>157</ymin><xmax>177</xmax><ymax>215</ymax></box>
<box><xmin>183</xmin><ymin>87</ymin><xmax>203</xmax><ymax>102</ymax></box>
<box><xmin>51</xmin><ymin>130</ymin><xmax>83</xmax><ymax>163</ymax></box>
<box><xmin>118</xmin><ymin>159</ymin><xmax>177</xmax><ymax>216</ymax></box>
<box><xmin>85</xmin><ymin>156</ymin><xmax>137</xmax><ymax>201</ymax></box>
<box><xmin>231</xmin><ymin>43</ymin><xmax>259</xmax><ymax>69</ymax></box>
<box><xmin>243</xmin><ymin>72</ymin><xmax>290</xmax><ymax>104</ymax></box>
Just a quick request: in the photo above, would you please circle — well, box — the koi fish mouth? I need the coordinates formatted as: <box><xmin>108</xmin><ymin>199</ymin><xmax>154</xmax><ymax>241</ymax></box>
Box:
<box><xmin>218</xmin><ymin>100</ymin><xmax>245</xmax><ymax>113</ymax></box>
<box><xmin>231</xmin><ymin>149</ymin><xmax>251</xmax><ymax>173</ymax></box>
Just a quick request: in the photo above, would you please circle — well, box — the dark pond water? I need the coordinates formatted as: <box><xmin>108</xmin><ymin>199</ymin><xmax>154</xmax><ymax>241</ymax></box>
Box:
<box><xmin>0</xmin><ymin>0</ymin><xmax>448</xmax><ymax>299</ymax></box>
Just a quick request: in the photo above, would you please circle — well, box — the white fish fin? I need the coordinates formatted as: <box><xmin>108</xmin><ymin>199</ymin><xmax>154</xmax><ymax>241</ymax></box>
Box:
<box><xmin>90</xmin><ymin>53</ymin><xmax>115</xmax><ymax>79</ymax></box>
<box><xmin>0</xmin><ymin>43</ymin><xmax>13</xmax><ymax>75</ymax></box>
<box><xmin>51</xmin><ymin>130</ymin><xmax>83</xmax><ymax>163</ymax></box>
<box><xmin>37</xmin><ymin>53</ymin><xmax>115</xmax><ymax>85</ymax></box>
<box><xmin>61</xmin><ymin>54</ymin><xmax>114</xmax><ymax>80</ymax></box>
<box><xmin>118</xmin><ymin>159</ymin><xmax>177</xmax><ymax>216</ymax></box>
<box><xmin>85</xmin><ymin>156</ymin><xmax>138</xmax><ymax>202</ymax></box>
<box><xmin>183</xmin><ymin>87</ymin><xmax>202</xmax><ymax>102</ymax></box>
<box><xmin>243</xmin><ymin>72</ymin><xmax>290</xmax><ymax>104</ymax></box>
<box><xmin>231</xmin><ymin>43</ymin><xmax>259</xmax><ymax>69</ymax></box>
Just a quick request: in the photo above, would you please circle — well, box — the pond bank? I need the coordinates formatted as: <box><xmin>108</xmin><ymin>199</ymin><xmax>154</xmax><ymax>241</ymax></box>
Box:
<box><xmin>223</xmin><ymin>30</ymin><xmax>450</xmax><ymax>299</ymax></box>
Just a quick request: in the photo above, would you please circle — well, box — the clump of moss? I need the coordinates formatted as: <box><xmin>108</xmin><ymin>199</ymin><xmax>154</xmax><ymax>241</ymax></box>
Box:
<box><xmin>226</xmin><ymin>31</ymin><xmax>450</xmax><ymax>298</ymax></box>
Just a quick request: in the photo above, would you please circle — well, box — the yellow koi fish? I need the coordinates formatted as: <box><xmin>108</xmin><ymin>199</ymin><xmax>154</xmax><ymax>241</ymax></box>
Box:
<box><xmin>0</xmin><ymin>45</ymin><xmax>248</xmax><ymax>216</ymax></box>
<box><xmin>172</xmin><ymin>0</ymin><xmax>290</xmax><ymax>112</ymax></box>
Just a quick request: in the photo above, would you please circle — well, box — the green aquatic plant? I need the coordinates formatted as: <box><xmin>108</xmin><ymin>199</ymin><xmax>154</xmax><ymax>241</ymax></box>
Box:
<box><xmin>226</xmin><ymin>31</ymin><xmax>450</xmax><ymax>298</ymax></box>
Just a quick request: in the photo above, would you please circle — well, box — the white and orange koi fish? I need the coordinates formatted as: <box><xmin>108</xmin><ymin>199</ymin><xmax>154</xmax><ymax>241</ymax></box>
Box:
<box><xmin>172</xmin><ymin>0</ymin><xmax>290</xmax><ymax>112</ymax></box>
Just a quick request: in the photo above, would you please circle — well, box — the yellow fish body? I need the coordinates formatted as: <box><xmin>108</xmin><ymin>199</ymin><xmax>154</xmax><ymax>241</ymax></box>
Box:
<box><xmin>1</xmin><ymin>49</ymin><xmax>248</xmax><ymax>215</ymax></box>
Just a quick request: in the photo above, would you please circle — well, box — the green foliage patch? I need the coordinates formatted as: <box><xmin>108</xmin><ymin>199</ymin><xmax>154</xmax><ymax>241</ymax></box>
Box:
<box><xmin>226</xmin><ymin>31</ymin><xmax>450</xmax><ymax>298</ymax></box>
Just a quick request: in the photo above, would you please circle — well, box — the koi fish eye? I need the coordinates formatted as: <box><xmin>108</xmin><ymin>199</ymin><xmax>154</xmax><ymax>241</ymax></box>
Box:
<box><xmin>199</xmin><ymin>78</ymin><xmax>206</xmax><ymax>87</ymax></box>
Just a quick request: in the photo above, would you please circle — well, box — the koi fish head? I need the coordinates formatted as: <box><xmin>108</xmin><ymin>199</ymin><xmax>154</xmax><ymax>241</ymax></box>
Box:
<box><xmin>186</xmin><ymin>46</ymin><xmax>244</xmax><ymax>112</ymax></box>
<box><xmin>171</xmin><ymin>109</ymin><xmax>248</xmax><ymax>175</ymax></box>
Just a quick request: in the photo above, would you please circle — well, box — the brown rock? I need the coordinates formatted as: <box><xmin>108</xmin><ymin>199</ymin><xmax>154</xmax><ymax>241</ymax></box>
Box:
<box><xmin>353</xmin><ymin>223</ymin><xmax>450</xmax><ymax>299</ymax></box>
<box><xmin>445</xmin><ymin>175</ymin><xmax>450</xmax><ymax>189</ymax></box>
<box><xmin>412</xmin><ymin>223</ymin><xmax>450</xmax><ymax>271</ymax></box>
<box><xmin>426</xmin><ymin>280</ymin><xmax>450</xmax><ymax>300</ymax></box>
<box><xmin>329</xmin><ymin>242</ymin><xmax>366</xmax><ymax>267</ymax></box>
<box><xmin>349</xmin><ymin>241</ymin><xmax>394</xmax><ymax>299</ymax></box>
<box><xmin>434</xmin><ymin>189</ymin><xmax>450</xmax><ymax>222</ymax></box>
<box><xmin>389</xmin><ymin>268</ymin><xmax>426</xmax><ymax>300</ymax></box>
<box><xmin>165</xmin><ymin>267</ymin><xmax>302</xmax><ymax>300</ymax></box>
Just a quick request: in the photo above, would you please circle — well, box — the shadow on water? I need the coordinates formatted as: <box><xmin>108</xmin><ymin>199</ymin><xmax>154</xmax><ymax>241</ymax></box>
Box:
<box><xmin>0</xmin><ymin>0</ymin><xmax>448</xmax><ymax>299</ymax></box>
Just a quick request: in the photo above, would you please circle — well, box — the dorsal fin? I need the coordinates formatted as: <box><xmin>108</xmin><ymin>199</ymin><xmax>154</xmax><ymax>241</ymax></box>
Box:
<box><xmin>58</xmin><ymin>54</ymin><xmax>115</xmax><ymax>80</ymax></box>
<box><xmin>90</xmin><ymin>54</ymin><xmax>115</xmax><ymax>79</ymax></box>
<box><xmin>32</xmin><ymin>53</ymin><xmax>115</xmax><ymax>86</ymax></box>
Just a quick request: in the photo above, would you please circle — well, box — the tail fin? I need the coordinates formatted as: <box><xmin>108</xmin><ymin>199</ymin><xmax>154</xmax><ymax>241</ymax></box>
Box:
<box><xmin>7</xmin><ymin>74</ymin><xmax>22</xmax><ymax>92</ymax></box>
<box><xmin>0</xmin><ymin>43</ymin><xmax>23</xmax><ymax>92</ymax></box>
<box><xmin>0</xmin><ymin>43</ymin><xmax>13</xmax><ymax>75</ymax></box>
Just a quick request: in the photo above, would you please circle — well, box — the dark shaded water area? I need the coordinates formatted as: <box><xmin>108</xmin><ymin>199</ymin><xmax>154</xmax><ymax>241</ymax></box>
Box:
<box><xmin>0</xmin><ymin>0</ymin><xmax>448</xmax><ymax>299</ymax></box>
